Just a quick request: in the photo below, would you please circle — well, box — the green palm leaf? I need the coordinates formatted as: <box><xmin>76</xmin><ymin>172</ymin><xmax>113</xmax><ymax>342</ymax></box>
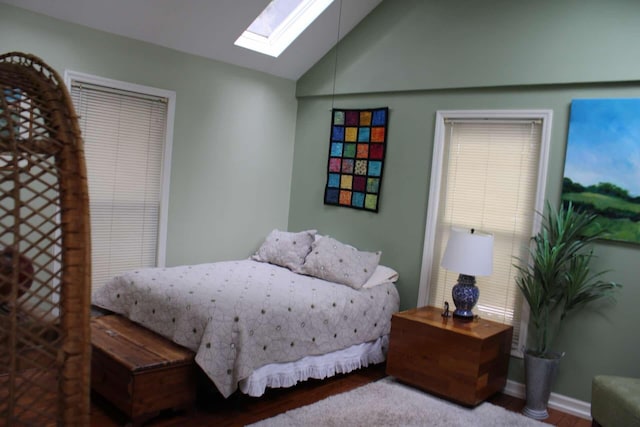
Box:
<box><xmin>513</xmin><ymin>201</ymin><xmax>622</xmax><ymax>355</ymax></box>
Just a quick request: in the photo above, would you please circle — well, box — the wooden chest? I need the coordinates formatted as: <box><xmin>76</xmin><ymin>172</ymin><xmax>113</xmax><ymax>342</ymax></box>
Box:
<box><xmin>386</xmin><ymin>306</ymin><xmax>513</xmax><ymax>406</ymax></box>
<box><xmin>91</xmin><ymin>315</ymin><xmax>197</xmax><ymax>426</ymax></box>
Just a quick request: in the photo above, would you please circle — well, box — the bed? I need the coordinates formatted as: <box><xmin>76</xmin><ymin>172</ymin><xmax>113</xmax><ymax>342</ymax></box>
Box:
<box><xmin>92</xmin><ymin>230</ymin><xmax>400</xmax><ymax>398</ymax></box>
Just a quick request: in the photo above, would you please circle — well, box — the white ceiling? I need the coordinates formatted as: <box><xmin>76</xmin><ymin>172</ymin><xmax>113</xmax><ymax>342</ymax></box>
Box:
<box><xmin>2</xmin><ymin>0</ymin><xmax>383</xmax><ymax>80</ymax></box>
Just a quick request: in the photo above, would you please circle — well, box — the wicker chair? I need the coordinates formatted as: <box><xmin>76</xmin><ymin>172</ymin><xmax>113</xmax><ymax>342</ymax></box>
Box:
<box><xmin>0</xmin><ymin>52</ymin><xmax>91</xmax><ymax>426</ymax></box>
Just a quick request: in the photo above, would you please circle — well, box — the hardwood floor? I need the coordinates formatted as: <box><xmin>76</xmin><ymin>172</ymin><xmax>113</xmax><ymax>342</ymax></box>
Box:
<box><xmin>90</xmin><ymin>364</ymin><xmax>591</xmax><ymax>426</ymax></box>
<box><xmin>487</xmin><ymin>392</ymin><xmax>591</xmax><ymax>427</ymax></box>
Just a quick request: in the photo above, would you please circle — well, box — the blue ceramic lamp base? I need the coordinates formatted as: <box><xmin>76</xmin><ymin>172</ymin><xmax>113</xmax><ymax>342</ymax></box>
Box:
<box><xmin>451</xmin><ymin>273</ymin><xmax>479</xmax><ymax>321</ymax></box>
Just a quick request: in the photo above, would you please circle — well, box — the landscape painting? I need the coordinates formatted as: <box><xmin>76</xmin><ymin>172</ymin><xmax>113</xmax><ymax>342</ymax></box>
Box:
<box><xmin>562</xmin><ymin>98</ymin><xmax>640</xmax><ymax>244</ymax></box>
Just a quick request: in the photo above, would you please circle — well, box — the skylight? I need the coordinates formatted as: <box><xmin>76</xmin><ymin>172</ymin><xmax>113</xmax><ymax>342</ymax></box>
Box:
<box><xmin>235</xmin><ymin>0</ymin><xmax>334</xmax><ymax>57</ymax></box>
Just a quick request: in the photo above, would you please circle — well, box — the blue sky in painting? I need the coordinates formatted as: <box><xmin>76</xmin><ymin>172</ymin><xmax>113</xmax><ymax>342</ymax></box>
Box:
<box><xmin>565</xmin><ymin>98</ymin><xmax>640</xmax><ymax>197</ymax></box>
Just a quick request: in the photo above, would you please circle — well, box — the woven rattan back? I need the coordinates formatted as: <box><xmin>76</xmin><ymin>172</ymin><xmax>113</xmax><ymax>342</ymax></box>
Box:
<box><xmin>0</xmin><ymin>52</ymin><xmax>91</xmax><ymax>426</ymax></box>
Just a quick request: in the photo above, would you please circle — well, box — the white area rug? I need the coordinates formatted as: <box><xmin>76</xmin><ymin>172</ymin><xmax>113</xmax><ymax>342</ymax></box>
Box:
<box><xmin>247</xmin><ymin>377</ymin><xmax>550</xmax><ymax>427</ymax></box>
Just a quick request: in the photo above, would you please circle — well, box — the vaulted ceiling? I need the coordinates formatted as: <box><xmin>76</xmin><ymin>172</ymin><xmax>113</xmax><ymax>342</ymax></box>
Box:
<box><xmin>2</xmin><ymin>0</ymin><xmax>383</xmax><ymax>80</ymax></box>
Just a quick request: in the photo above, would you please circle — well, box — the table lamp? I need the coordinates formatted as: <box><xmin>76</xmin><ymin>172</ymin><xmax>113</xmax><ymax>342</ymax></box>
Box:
<box><xmin>441</xmin><ymin>227</ymin><xmax>494</xmax><ymax>321</ymax></box>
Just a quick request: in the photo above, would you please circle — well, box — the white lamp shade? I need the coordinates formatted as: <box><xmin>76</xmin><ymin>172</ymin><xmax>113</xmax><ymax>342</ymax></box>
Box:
<box><xmin>441</xmin><ymin>227</ymin><xmax>494</xmax><ymax>276</ymax></box>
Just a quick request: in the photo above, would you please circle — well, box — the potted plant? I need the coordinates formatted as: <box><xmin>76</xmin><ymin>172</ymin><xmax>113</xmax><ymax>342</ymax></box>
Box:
<box><xmin>514</xmin><ymin>202</ymin><xmax>622</xmax><ymax>420</ymax></box>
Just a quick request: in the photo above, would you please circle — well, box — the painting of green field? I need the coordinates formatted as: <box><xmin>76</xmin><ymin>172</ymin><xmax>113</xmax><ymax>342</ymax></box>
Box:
<box><xmin>562</xmin><ymin>191</ymin><xmax>640</xmax><ymax>243</ymax></box>
<box><xmin>562</xmin><ymin>98</ymin><xmax>640</xmax><ymax>245</ymax></box>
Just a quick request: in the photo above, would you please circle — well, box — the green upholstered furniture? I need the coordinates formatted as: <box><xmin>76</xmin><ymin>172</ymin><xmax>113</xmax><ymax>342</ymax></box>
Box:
<box><xmin>592</xmin><ymin>375</ymin><xmax>640</xmax><ymax>427</ymax></box>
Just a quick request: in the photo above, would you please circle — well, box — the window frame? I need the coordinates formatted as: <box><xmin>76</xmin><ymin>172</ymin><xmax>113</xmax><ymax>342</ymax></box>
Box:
<box><xmin>63</xmin><ymin>70</ymin><xmax>175</xmax><ymax>270</ymax></box>
<box><xmin>417</xmin><ymin>109</ymin><xmax>553</xmax><ymax>356</ymax></box>
<box><xmin>234</xmin><ymin>0</ymin><xmax>334</xmax><ymax>57</ymax></box>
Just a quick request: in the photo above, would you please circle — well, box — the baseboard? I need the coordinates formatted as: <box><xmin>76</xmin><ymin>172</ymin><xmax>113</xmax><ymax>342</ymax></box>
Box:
<box><xmin>503</xmin><ymin>380</ymin><xmax>592</xmax><ymax>420</ymax></box>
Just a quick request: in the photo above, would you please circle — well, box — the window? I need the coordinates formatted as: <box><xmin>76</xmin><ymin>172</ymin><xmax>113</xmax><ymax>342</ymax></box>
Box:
<box><xmin>234</xmin><ymin>0</ymin><xmax>334</xmax><ymax>57</ymax></box>
<box><xmin>417</xmin><ymin>110</ymin><xmax>552</xmax><ymax>354</ymax></box>
<box><xmin>64</xmin><ymin>71</ymin><xmax>175</xmax><ymax>292</ymax></box>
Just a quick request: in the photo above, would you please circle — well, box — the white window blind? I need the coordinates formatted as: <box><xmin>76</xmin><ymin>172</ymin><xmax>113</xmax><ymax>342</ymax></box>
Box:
<box><xmin>70</xmin><ymin>81</ymin><xmax>168</xmax><ymax>291</ymax></box>
<box><xmin>421</xmin><ymin>112</ymin><xmax>551</xmax><ymax>353</ymax></box>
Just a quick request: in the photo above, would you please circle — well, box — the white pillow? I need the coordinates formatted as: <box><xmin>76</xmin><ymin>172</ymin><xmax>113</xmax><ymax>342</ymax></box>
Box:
<box><xmin>252</xmin><ymin>229</ymin><xmax>316</xmax><ymax>272</ymax></box>
<box><xmin>361</xmin><ymin>265</ymin><xmax>399</xmax><ymax>289</ymax></box>
<box><xmin>300</xmin><ymin>236</ymin><xmax>380</xmax><ymax>289</ymax></box>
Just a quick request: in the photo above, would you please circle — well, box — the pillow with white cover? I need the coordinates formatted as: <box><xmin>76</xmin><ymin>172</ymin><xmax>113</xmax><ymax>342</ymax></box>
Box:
<box><xmin>300</xmin><ymin>236</ymin><xmax>380</xmax><ymax>289</ymax></box>
<box><xmin>362</xmin><ymin>265</ymin><xmax>399</xmax><ymax>289</ymax></box>
<box><xmin>252</xmin><ymin>229</ymin><xmax>316</xmax><ymax>272</ymax></box>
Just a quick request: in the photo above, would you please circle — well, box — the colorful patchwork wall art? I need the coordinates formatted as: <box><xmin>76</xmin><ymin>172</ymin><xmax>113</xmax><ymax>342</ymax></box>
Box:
<box><xmin>324</xmin><ymin>107</ymin><xmax>389</xmax><ymax>212</ymax></box>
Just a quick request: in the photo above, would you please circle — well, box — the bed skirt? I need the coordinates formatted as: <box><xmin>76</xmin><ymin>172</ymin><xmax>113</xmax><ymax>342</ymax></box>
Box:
<box><xmin>239</xmin><ymin>335</ymin><xmax>388</xmax><ymax>397</ymax></box>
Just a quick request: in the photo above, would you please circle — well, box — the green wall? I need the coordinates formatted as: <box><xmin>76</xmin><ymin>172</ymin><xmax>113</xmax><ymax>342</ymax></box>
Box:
<box><xmin>298</xmin><ymin>0</ymin><xmax>640</xmax><ymax>96</ymax></box>
<box><xmin>0</xmin><ymin>4</ymin><xmax>298</xmax><ymax>266</ymax></box>
<box><xmin>290</xmin><ymin>0</ymin><xmax>640</xmax><ymax>402</ymax></box>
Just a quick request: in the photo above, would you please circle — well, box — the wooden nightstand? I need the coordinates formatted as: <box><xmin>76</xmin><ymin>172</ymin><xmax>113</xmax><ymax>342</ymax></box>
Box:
<box><xmin>386</xmin><ymin>305</ymin><xmax>513</xmax><ymax>406</ymax></box>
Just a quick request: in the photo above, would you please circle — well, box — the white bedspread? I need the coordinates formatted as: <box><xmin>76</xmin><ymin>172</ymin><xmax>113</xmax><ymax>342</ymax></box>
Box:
<box><xmin>92</xmin><ymin>259</ymin><xmax>399</xmax><ymax>397</ymax></box>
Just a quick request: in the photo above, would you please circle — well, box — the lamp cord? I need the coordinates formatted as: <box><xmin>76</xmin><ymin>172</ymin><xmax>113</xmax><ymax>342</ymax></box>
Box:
<box><xmin>331</xmin><ymin>0</ymin><xmax>343</xmax><ymax>111</ymax></box>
